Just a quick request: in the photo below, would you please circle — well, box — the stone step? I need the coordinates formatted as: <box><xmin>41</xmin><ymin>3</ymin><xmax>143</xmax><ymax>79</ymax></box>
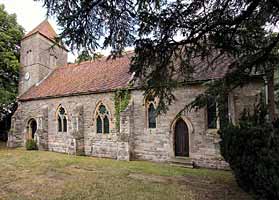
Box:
<box><xmin>169</xmin><ymin>157</ymin><xmax>194</xmax><ymax>168</ymax></box>
<box><xmin>169</xmin><ymin>163</ymin><xmax>194</xmax><ymax>169</ymax></box>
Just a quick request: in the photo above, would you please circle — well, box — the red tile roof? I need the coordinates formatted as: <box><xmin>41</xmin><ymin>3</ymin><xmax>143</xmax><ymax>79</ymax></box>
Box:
<box><xmin>19</xmin><ymin>55</ymin><xmax>132</xmax><ymax>101</ymax></box>
<box><xmin>191</xmin><ymin>54</ymin><xmax>231</xmax><ymax>81</ymax></box>
<box><xmin>23</xmin><ymin>20</ymin><xmax>57</xmax><ymax>41</ymax></box>
<box><xmin>19</xmin><ymin>53</ymin><xmax>232</xmax><ymax>101</ymax></box>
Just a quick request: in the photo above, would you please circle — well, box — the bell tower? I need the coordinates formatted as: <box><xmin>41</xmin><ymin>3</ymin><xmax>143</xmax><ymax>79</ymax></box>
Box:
<box><xmin>19</xmin><ymin>20</ymin><xmax>68</xmax><ymax>95</ymax></box>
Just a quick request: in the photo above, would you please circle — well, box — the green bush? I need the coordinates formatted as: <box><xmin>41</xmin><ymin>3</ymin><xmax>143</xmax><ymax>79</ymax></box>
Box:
<box><xmin>25</xmin><ymin>139</ymin><xmax>38</xmax><ymax>150</ymax></box>
<box><xmin>219</xmin><ymin>106</ymin><xmax>279</xmax><ymax>200</ymax></box>
<box><xmin>114</xmin><ymin>89</ymin><xmax>131</xmax><ymax>131</ymax></box>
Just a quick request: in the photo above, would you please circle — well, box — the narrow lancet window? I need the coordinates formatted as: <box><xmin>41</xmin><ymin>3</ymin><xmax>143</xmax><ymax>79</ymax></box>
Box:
<box><xmin>148</xmin><ymin>103</ymin><xmax>156</xmax><ymax>128</ymax></box>
<box><xmin>207</xmin><ymin>99</ymin><xmax>217</xmax><ymax>129</ymax></box>
<box><xmin>57</xmin><ymin>106</ymin><xmax>67</xmax><ymax>133</ymax></box>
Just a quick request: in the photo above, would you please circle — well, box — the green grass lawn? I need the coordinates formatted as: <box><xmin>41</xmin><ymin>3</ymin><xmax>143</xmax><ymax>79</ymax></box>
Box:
<box><xmin>0</xmin><ymin>142</ymin><xmax>251</xmax><ymax>200</ymax></box>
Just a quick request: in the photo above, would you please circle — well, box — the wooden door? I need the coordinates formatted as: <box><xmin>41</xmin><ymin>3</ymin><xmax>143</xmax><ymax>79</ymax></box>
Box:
<box><xmin>175</xmin><ymin>119</ymin><xmax>189</xmax><ymax>157</ymax></box>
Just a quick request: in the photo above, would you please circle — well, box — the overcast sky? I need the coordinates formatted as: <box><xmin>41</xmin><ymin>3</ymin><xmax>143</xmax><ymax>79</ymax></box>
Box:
<box><xmin>1</xmin><ymin>0</ymin><xmax>277</xmax><ymax>63</ymax></box>
<box><xmin>0</xmin><ymin>0</ymin><xmax>76</xmax><ymax>62</ymax></box>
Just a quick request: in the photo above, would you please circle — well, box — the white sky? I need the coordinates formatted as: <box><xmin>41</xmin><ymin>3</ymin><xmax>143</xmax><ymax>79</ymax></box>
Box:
<box><xmin>0</xmin><ymin>0</ymin><xmax>76</xmax><ymax>62</ymax></box>
<box><xmin>0</xmin><ymin>0</ymin><xmax>134</xmax><ymax>62</ymax></box>
<box><xmin>1</xmin><ymin>0</ymin><xmax>276</xmax><ymax>63</ymax></box>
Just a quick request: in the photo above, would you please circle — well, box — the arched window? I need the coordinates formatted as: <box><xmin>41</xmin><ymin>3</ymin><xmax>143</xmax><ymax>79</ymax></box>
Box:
<box><xmin>207</xmin><ymin>98</ymin><xmax>217</xmax><ymax>129</ymax></box>
<box><xmin>147</xmin><ymin>101</ymin><xmax>157</xmax><ymax>129</ymax></box>
<box><xmin>57</xmin><ymin>106</ymin><xmax>67</xmax><ymax>133</ymax></box>
<box><xmin>95</xmin><ymin>104</ymin><xmax>110</xmax><ymax>134</ymax></box>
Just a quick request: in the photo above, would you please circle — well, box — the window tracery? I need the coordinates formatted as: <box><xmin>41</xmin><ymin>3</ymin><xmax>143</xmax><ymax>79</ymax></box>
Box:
<box><xmin>57</xmin><ymin>106</ymin><xmax>67</xmax><ymax>133</ymax></box>
<box><xmin>96</xmin><ymin>104</ymin><xmax>110</xmax><ymax>134</ymax></box>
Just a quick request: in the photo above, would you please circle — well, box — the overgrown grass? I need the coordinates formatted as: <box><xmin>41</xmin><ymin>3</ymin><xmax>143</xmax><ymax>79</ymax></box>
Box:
<box><xmin>0</xmin><ymin>142</ymin><xmax>251</xmax><ymax>200</ymax></box>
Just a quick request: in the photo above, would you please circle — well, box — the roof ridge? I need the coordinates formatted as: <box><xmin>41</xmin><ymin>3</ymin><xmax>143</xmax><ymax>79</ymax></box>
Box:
<box><xmin>63</xmin><ymin>52</ymin><xmax>134</xmax><ymax>68</ymax></box>
<box><xmin>23</xmin><ymin>19</ymin><xmax>57</xmax><ymax>40</ymax></box>
<box><xmin>18</xmin><ymin>51</ymin><xmax>235</xmax><ymax>101</ymax></box>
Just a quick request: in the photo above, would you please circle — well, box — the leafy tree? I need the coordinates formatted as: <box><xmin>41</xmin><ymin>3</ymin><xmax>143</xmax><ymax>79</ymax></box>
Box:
<box><xmin>75</xmin><ymin>50</ymin><xmax>103</xmax><ymax>63</ymax></box>
<box><xmin>36</xmin><ymin>0</ymin><xmax>279</xmax><ymax>117</ymax></box>
<box><xmin>36</xmin><ymin>1</ymin><xmax>279</xmax><ymax>197</ymax></box>
<box><xmin>219</xmin><ymin>104</ymin><xmax>279</xmax><ymax>199</ymax></box>
<box><xmin>75</xmin><ymin>50</ymin><xmax>92</xmax><ymax>63</ymax></box>
<box><xmin>0</xmin><ymin>4</ymin><xmax>24</xmax><ymax>138</ymax></box>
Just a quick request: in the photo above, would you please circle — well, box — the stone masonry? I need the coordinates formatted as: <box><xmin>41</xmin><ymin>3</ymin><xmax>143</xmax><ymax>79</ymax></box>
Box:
<box><xmin>7</xmin><ymin>20</ymin><xmax>264</xmax><ymax>169</ymax></box>
<box><xmin>8</xmin><ymin>81</ymin><xmax>263</xmax><ymax>169</ymax></box>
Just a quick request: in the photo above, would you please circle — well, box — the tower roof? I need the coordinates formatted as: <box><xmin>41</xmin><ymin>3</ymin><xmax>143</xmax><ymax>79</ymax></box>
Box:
<box><xmin>23</xmin><ymin>20</ymin><xmax>57</xmax><ymax>40</ymax></box>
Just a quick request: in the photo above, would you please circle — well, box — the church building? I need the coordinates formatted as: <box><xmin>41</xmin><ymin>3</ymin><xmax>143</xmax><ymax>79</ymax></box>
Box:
<box><xmin>8</xmin><ymin>20</ymin><xmax>263</xmax><ymax>169</ymax></box>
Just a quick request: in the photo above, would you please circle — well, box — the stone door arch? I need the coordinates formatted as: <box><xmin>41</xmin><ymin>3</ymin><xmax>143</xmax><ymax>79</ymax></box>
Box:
<box><xmin>27</xmin><ymin>118</ymin><xmax>37</xmax><ymax>139</ymax></box>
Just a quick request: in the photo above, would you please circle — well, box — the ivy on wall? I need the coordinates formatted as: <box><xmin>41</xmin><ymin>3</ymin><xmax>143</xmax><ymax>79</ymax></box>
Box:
<box><xmin>114</xmin><ymin>89</ymin><xmax>131</xmax><ymax>131</ymax></box>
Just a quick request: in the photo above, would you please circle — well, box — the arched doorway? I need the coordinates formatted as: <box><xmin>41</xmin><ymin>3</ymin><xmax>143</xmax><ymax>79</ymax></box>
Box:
<box><xmin>27</xmin><ymin>119</ymin><xmax>37</xmax><ymax>139</ymax></box>
<box><xmin>174</xmin><ymin>119</ymin><xmax>189</xmax><ymax>157</ymax></box>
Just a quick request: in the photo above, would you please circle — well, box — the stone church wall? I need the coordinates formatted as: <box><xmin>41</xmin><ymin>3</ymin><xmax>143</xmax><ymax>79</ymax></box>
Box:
<box><xmin>129</xmin><ymin>80</ymin><xmax>262</xmax><ymax>168</ymax></box>
<box><xmin>8</xmin><ymin>80</ymin><xmax>263</xmax><ymax>169</ymax></box>
<box><xmin>130</xmin><ymin>86</ymin><xmax>226</xmax><ymax>168</ymax></box>
<box><xmin>131</xmin><ymin>87</ymin><xmax>203</xmax><ymax>161</ymax></box>
<box><xmin>10</xmin><ymin>92</ymin><xmax>120</xmax><ymax>158</ymax></box>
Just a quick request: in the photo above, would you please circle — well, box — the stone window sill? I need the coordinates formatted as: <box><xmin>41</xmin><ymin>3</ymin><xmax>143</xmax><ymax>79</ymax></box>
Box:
<box><xmin>94</xmin><ymin>133</ymin><xmax>117</xmax><ymax>139</ymax></box>
<box><xmin>144</xmin><ymin>128</ymin><xmax>158</xmax><ymax>134</ymax></box>
<box><xmin>57</xmin><ymin>131</ymin><xmax>67</xmax><ymax>134</ymax></box>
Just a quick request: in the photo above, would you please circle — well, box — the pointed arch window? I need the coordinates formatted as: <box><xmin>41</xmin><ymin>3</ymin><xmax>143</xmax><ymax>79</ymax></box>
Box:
<box><xmin>147</xmin><ymin>99</ymin><xmax>157</xmax><ymax>129</ymax></box>
<box><xmin>96</xmin><ymin>104</ymin><xmax>110</xmax><ymax>134</ymax></box>
<box><xmin>57</xmin><ymin>106</ymin><xmax>67</xmax><ymax>133</ymax></box>
<box><xmin>207</xmin><ymin>98</ymin><xmax>217</xmax><ymax>129</ymax></box>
